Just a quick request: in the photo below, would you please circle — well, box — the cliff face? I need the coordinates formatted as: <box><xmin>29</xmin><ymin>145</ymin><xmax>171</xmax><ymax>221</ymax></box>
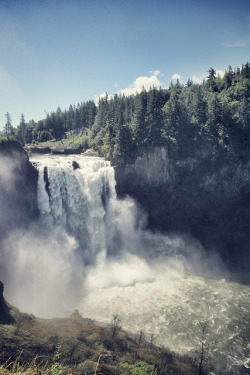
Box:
<box><xmin>0</xmin><ymin>139</ymin><xmax>39</xmax><ymax>237</ymax></box>
<box><xmin>0</xmin><ymin>281</ymin><xmax>14</xmax><ymax>324</ymax></box>
<box><xmin>115</xmin><ymin>147</ymin><xmax>250</xmax><ymax>270</ymax></box>
<box><xmin>121</xmin><ymin>147</ymin><xmax>170</xmax><ymax>186</ymax></box>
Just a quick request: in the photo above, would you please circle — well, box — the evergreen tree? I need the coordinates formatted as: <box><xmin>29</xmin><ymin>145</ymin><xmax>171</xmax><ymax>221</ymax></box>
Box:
<box><xmin>132</xmin><ymin>89</ymin><xmax>148</xmax><ymax>148</ymax></box>
<box><xmin>72</xmin><ymin>107</ymin><xmax>80</xmax><ymax>131</ymax></box>
<box><xmin>17</xmin><ymin>114</ymin><xmax>27</xmax><ymax>145</ymax></box>
<box><xmin>90</xmin><ymin>93</ymin><xmax>110</xmax><ymax>150</ymax></box>
<box><xmin>4</xmin><ymin>112</ymin><xmax>14</xmax><ymax>136</ymax></box>
<box><xmin>207</xmin><ymin>67</ymin><xmax>217</xmax><ymax>91</ymax></box>
<box><xmin>195</xmin><ymin>87</ymin><xmax>207</xmax><ymax>126</ymax></box>
<box><xmin>186</xmin><ymin>78</ymin><xmax>193</xmax><ymax>87</ymax></box>
<box><xmin>163</xmin><ymin>84</ymin><xmax>183</xmax><ymax>140</ymax></box>
<box><xmin>224</xmin><ymin>65</ymin><xmax>234</xmax><ymax>88</ymax></box>
<box><xmin>146</xmin><ymin>88</ymin><xmax>164</xmax><ymax>146</ymax></box>
<box><xmin>232</xmin><ymin>97</ymin><xmax>250</xmax><ymax>161</ymax></box>
<box><xmin>25</xmin><ymin>121</ymin><xmax>35</xmax><ymax>144</ymax></box>
<box><xmin>206</xmin><ymin>93</ymin><xmax>221</xmax><ymax>139</ymax></box>
<box><xmin>3</xmin><ymin>61</ymin><xmax>249</xmax><ymax>165</ymax></box>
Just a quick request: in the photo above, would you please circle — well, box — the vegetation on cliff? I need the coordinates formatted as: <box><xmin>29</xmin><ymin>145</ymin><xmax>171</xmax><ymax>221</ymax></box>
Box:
<box><xmin>3</xmin><ymin>62</ymin><xmax>250</xmax><ymax>166</ymax></box>
<box><xmin>0</xmin><ymin>284</ymin><xmax>196</xmax><ymax>375</ymax></box>
<box><xmin>2</xmin><ymin>62</ymin><xmax>250</xmax><ymax>267</ymax></box>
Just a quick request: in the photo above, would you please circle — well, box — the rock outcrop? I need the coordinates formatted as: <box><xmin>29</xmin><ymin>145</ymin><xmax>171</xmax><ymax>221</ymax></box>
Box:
<box><xmin>115</xmin><ymin>147</ymin><xmax>250</xmax><ymax>271</ymax></box>
<box><xmin>0</xmin><ymin>139</ymin><xmax>39</xmax><ymax>237</ymax></box>
<box><xmin>0</xmin><ymin>281</ymin><xmax>14</xmax><ymax>324</ymax></box>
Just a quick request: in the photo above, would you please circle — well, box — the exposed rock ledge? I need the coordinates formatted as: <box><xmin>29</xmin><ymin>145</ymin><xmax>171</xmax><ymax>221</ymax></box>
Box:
<box><xmin>115</xmin><ymin>146</ymin><xmax>170</xmax><ymax>190</ymax></box>
<box><xmin>0</xmin><ymin>281</ymin><xmax>14</xmax><ymax>324</ymax></box>
<box><xmin>114</xmin><ymin>146</ymin><xmax>250</xmax><ymax>271</ymax></box>
<box><xmin>0</xmin><ymin>139</ymin><xmax>39</xmax><ymax>237</ymax></box>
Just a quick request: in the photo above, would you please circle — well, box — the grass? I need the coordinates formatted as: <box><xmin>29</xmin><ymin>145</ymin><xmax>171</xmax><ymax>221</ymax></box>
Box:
<box><xmin>35</xmin><ymin>131</ymin><xmax>89</xmax><ymax>150</ymax></box>
<box><xmin>0</xmin><ymin>304</ymin><xmax>197</xmax><ymax>375</ymax></box>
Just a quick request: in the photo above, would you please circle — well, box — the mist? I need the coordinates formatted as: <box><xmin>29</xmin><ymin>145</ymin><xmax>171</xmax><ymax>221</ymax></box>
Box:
<box><xmin>0</xmin><ymin>155</ymin><xmax>25</xmax><ymax>233</ymax></box>
<box><xmin>0</xmin><ymin>226</ymin><xmax>85</xmax><ymax>317</ymax></box>
<box><xmin>0</xmin><ymin>153</ymin><xmax>227</xmax><ymax>318</ymax></box>
<box><xmin>0</xmin><ymin>201</ymin><xmax>226</xmax><ymax>318</ymax></box>
<box><xmin>2</xmin><ymin>153</ymin><xmax>249</xmax><ymax>373</ymax></box>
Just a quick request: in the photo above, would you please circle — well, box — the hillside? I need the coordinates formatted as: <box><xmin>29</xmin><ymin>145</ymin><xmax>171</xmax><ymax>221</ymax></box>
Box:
<box><xmin>0</xmin><ymin>283</ymin><xmax>196</xmax><ymax>375</ymax></box>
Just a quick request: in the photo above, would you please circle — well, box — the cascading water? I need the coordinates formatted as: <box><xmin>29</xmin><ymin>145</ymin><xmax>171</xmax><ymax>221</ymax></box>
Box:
<box><xmin>35</xmin><ymin>155</ymin><xmax>116</xmax><ymax>263</ymax></box>
<box><xmin>3</xmin><ymin>154</ymin><xmax>249</xmax><ymax>375</ymax></box>
<box><xmin>34</xmin><ymin>154</ymin><xmax>141</xmax><ymax>264</ymax></box>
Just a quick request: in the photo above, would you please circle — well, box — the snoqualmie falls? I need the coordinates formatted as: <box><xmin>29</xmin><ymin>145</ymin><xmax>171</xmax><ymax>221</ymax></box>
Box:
<box><xmin>1</xmin><ymin>154</ymin><xmax>250</xmax><ymax>374</ymax></box>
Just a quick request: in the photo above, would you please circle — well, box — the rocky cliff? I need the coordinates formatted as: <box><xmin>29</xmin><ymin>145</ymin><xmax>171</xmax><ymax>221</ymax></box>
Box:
<box><xmin>115</xmin><ymin>147</ymin><xmax>250</xmax><ymax>271</ymax></box>
<box><xmin>0</xmin><ymin>281</ymin><xmax>14</xmax><ymax>324</ymax></box>
<box><xmin>0</xmin><ymin>139</ymin><xmax>39</xmax><ymax>238</ymax></box>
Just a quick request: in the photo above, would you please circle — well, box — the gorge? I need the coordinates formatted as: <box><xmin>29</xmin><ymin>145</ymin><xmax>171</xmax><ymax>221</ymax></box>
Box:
<box><xmin>0</xmin><ymin>140</ymin><xmax>250</xmax><ymax>374</ymax></box>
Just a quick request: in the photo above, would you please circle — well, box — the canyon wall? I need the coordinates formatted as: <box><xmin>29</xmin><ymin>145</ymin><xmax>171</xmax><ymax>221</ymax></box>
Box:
<box><xmin>0</xmin><ymin>139</ymin><xmax>38</xmax><ymax>238</ymax></box>
<box><xmin>115</xmin><ymin>146</ymin><xmax>250</xmax><ymax>270</ymax></box>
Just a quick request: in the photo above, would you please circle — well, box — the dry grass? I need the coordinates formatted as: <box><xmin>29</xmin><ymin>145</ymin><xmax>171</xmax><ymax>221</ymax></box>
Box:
<box><xmin>0</xmin><ymin>309</ymin><xmax>196</xmax><ymax>375</ymax></box>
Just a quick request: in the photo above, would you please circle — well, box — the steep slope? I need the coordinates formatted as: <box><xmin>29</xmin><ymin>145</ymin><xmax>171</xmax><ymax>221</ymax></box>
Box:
<box><xmin>0</xmin><ymin>282</ymin><xmax>196</xmax><ymax>375</ymax></box>
<box><xmin>0</xmin><ymin>281</ymin><xmax>15</xmax><ymax>324</ymax></box>
<box><xmin>115</xmin><ymin>146</ymin><xmax>250</xmax><ymax>272</ymax></box>
<box><xmin>0</xmin><ymin>138</ymin><xmax>38</xmax><ymax>237</ymax></box>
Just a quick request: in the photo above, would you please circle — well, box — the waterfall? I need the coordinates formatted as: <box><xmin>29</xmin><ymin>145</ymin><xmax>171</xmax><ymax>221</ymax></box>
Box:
<box><xmin>33</xmin><ymin>154</ymin><xmax>141</xmax><ymax>264</ymax></box>
<box><xmin>1</xmin><ymin>154</ymin><xmax>249</xmax><ymax>373</ymax></box>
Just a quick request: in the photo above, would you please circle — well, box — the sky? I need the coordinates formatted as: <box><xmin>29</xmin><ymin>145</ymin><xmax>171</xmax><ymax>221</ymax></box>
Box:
<box><xmin>0</xmin><ymin>0</ymin><xmax>250</xmax><ymax>130</ymax></box>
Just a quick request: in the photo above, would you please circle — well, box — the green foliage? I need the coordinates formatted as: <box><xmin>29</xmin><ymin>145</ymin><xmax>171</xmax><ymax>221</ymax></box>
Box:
<box><xmin>4</xmin><ymin>61</ymin><xmax>250</xmax><ymax>165</ymax></box>
<box><xmin>4</xmin><ymin>112</ymin><xmax>15</xmax><ymax>136</ymax></box>
<box><xmin>50</xmin><ymin>345</ymin><xmax>69</xmax><ymax>375</ymax></box>
<box><xmin>120</xmin><ymin>361</ymin><xmax>155</xmax><ymax>375</ymax></box>
<box><xmin>0</xmin><ymin>307</ymin><xmax>196</xmax><ymax>375</ymax></box>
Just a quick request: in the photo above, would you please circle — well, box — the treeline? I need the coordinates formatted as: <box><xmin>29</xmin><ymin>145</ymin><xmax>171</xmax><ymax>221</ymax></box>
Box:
<box><xmin>3</xmin><ymin>101</ymin><xmax>96</xmax><ymax>145</ymax></box>
<box><xmin>3</xmin><ymin>62</ymin><xmax>250</xmax><ymax>163</ymax></box>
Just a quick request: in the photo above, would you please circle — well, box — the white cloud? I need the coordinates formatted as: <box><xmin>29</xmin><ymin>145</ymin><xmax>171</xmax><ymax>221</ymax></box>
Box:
<box><xmin>94</xmin><ymin>71</ymin><xmax>162</xmax><ymax>103</ymax></box>
<box><xmin>191</xmin><ymin>69</ymin><xmax>225</xmax><ymax>84</ymax></box>
<box><xmin>172</xmin><ymin>73</ymin><xmax>182</xmax><ymax>81</ymax></box>
<box><xmin>216</xmin><ymin>69</ymin><xmax>225</xmax><ymax>78</ymax></box>
<box><xmin>94</xmin><ymin>92</ymin><xmax>112</xmax><ymax>104</ymax></box>
<box><xmin>117</xmin><ymin>71</ymin><xmax>162</xmax><ymax>97</ymax></box>
<box><xmin>192</xmin><ymin>75</ymin><xmax>206</xmax><ymax>84</ymax></box>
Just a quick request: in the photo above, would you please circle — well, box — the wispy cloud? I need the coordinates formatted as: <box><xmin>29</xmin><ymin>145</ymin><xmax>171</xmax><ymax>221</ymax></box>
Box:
<box><xmin>222</xmin><ymin>41</ymin><xmax>248</xmax><ymax>48</ymax></box>
<box><xmin>150</xmin><ymin>70</ymin><xmax>161</xmax><ymax>76</ymax></box>
<box><xmin>0</xmin><ymin>65</ymin><xmax>20</xmax><ymax>95</ymax></box>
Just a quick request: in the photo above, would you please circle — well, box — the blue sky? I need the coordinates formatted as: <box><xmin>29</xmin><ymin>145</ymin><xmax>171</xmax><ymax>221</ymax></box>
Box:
<box><xmin>0</xmin><ymin>0</ymin><xmax>250</xmax><ymax>130</ymax></box>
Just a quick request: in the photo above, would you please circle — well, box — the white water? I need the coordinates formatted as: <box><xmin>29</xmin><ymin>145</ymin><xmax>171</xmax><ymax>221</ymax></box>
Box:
<box><xmin>3</xmin><ymin>154</ymin><xmax>250</xmax><ymax>374</ymax></box>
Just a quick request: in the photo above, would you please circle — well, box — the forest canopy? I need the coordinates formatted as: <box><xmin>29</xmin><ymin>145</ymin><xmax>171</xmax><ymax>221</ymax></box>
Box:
<box><xmin>3</xmin><ymin>62</ymin><xmax>250</xmax><ymax>164</ymax></box>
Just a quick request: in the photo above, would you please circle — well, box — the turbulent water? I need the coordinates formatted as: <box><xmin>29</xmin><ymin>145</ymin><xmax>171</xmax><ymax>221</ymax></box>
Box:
<box><xmin>81</xmin><ymin>271</ymin><xmax>250</xmax><ymax>374</ymax></box>
<box><xmin>3</xmin><ymin>154</ymin><xmax>250</xmax><ymax>374</ymax></box>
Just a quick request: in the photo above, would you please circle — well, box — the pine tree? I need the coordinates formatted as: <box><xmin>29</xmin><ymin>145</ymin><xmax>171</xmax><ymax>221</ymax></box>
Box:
<box><xmin>4</xmin><ymin>112</ymin><xmax>14</xmax><ymax>136</ymax></box>
<box><xmin>18</xmin><ymin>114</ymin><xmax>26</xmax><ymax>145</ymax></box>
<box><xmin>146</xmin><ymin>88</ymin><xmax>164</xmax><ymax>146</ymax></box>
<box><xmin>206</xmin><ymin>93</ymin><xmax>221</xmax><ymax>139</ymax></box>
<box><xmin>132</xmin><ymin>89</ymin><xmax>148</xmax><ymax>148</ymax></box>
<box><xmin>207</xmin><ymin>68</ymin><xmax>217</xmax><ymax>91</ymax></box>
